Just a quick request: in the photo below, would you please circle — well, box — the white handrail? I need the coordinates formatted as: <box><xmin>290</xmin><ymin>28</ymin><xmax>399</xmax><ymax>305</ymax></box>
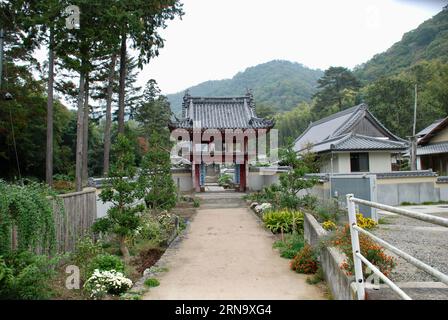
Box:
<box><xmin>350</xmin><ymin>196</ymin><xmax>448</xmax><ymax>227</ymax></box>
<box><xmin>346</xmin><ymin>193</ymin><xmax>448</xmax><ymax>300</ymax></box>
<box><xmin>353</xmin><ymin>225</ymin><xmax>448</xmax><ymax>285</ymax></box>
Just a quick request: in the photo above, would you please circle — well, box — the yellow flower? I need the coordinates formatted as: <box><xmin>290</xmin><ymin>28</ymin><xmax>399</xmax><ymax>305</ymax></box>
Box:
<box><xmin>322</xmin><ymin>220</ymin><xmax>337</xmax><ymax>231</ymax></box>
<box><xmin>356</xmin><ymin>213</ymin><xmax>377</xmax><ymax>229</ymax></box>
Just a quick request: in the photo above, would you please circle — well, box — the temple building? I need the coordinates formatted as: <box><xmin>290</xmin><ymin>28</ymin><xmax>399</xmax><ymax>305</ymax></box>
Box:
<box><xmin>169</xmin><ymin>92</ymin><xmax>274</xmax><ymax>192</ymax></box>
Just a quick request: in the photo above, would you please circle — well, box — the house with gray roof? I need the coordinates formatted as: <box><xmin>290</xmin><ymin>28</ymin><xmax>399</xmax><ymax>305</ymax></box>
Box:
<box><xmin>416</xmin><ymin>116</ymin><xmax>448</xmax><ymax>175</ymax></box>
<box><xmin>293</xmin><ymin>104</ymin><xmax>408</xmax><ymax>174</ymax></box>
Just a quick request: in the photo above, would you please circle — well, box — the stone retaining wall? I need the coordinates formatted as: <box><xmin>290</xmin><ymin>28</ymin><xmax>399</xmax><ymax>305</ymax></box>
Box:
<box><xmin>304</xmin><ymin>212</ymin><xmax>355</xmax><ymax>300</ymax></box>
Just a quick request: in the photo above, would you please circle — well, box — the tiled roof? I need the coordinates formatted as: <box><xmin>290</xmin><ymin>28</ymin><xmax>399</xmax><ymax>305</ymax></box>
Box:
<box><xmin>333</xmin><ymin>134</ymin><xmax>407</xmax><ymax>151</ymax></box>
<box><xmin>418</xmin><ymin>116</ymin><xmax>448</xmax><ymax>145</ymax></box>
<box><xmin>376</xmin><ymin>170</ymin><xmax>437</xmax><ymax>179</ymax></box>
<box><xmin>303</xmin><ymin>133</ymin><xmax>407</xmax><ymax>153</ymax></box>
<box><xmin>417</xmin><ymin>142</ymin><xmax>448</xmax><ymax>156</ymax></box>
<box><xmin>169</xmin><ymin>93</ymin><xmax>274</xmax><ymax>130</ymax></box>
<box><xmin>305</xmin><ymin>170</ymin><xmax>437</xmax><ymax>182</ymax></box>
<box><xmin>293</xmin><ymin>103</ymin><xmax>404</xmax><ymax>153</ymax></box>
<box><xmin>417</xmin><ymin>119</ymin><xmax>444</xmax><ymax>138</ymax></box>
<box><xmin>294</xmin><ymin>105</ymin><xmax>362</xmax><ymax>151</ymax></box>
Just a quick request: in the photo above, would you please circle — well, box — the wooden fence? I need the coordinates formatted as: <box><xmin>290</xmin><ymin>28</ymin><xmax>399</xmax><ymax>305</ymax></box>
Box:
<box><xmin>52</xmin><ymin>187</ymin><xmax>98</xmax><ymax>253</ymax></box>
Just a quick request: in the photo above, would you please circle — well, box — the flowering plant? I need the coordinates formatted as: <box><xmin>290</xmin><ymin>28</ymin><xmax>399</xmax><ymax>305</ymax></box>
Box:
<box><xmin>332</xmin><ymin>224</ymin><xmax>395</xmax><ymax>277</ymax></box>
<box><xmin>290</xmin><ymin>244</ymin><xmax>319</xmax><ymax>274</ymax></box>
<box><xmin>254</xmin><ymin>202</ymin><xmax>272</xmax><ymax>213</ymax></box>
<box><xmin>84</xmin><ymin>269</ymin><xmax>133</xmax><ymax>299</ymax></box>
<box><xmin>322</xmin><ymin>220</ymin><xmax>337</xmax><ymax>231</ymax></box>
<box><xmin>356</xmin><ymin>213</ymin><xmax>377</xmax><ymax>230</ymax></box>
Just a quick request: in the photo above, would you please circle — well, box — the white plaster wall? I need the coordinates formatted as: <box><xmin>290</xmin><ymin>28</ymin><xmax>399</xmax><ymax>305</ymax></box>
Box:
<box><xmin>319</xmin><ymin>154</ymin><xmax>339</xmax><ymax>174</ymax></box>
<box><xmin>337</xmin><ymin>153</ymin><xmax>351</xmax><ymax>173</ymax></box>
<box><xmin>369</xmin><ymin>152</ymin><xmax>392</xmax><ymax>172</ymax></box>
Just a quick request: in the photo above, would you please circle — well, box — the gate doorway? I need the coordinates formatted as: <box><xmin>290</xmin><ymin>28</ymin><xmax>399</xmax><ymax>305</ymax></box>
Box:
<box><xmin>197</xmin><ymin>163</ymin><xmax>246</xmax><ymax>192</ymax></box>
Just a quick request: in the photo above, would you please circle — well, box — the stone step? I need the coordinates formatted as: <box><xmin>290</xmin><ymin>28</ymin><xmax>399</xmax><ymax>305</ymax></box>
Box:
<box><xmin>196</xmin><ymin>192</ymin><xmax>247</xmax><ymax>209</ymax></box>
<box><xmin>205</xmin><ymin>176</ymin><xmax>218</xmax><ymax>183</ymax></box>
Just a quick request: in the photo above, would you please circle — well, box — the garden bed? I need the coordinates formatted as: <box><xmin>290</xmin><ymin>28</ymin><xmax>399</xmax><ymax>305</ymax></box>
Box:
<box><xmin>303</xmin><ymin>212</ymin><xmax>356</xmax><ymax>300</ymax></box>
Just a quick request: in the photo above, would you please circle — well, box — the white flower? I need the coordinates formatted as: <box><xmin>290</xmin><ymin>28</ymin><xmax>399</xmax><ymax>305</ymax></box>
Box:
<box><xmin>84</xmin><ymin>269</ymin><xmax>133</xmax><ymax>299</ymax></box>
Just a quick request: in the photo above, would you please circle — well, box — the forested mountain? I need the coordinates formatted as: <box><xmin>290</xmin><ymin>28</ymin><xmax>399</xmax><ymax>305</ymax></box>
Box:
<box><xmin>354</xmin><ymin>7</ymin><xmax>448</xmax><ymax>82</ymax></box>
<box><xmin>167</xmin><ymin>60</ymin><xmax>323</xmax><ymax>114</ymax></box>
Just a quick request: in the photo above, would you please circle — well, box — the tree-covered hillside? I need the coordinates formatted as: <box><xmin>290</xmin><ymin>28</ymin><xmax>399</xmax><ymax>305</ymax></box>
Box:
<box><xmin>167</xmin><ymin>60</ymin><xmax>323</xmax><ymax>114</ymax></box>
<box><xmin>354</xmin><ymin>6</ymin><xmax>448</xmax><ymax>82</ymax></box>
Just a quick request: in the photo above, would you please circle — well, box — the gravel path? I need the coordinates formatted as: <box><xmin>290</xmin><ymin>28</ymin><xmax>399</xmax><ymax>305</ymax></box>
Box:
<box><xmin>143</xmin><ymin>197</ymin><xmax>325</xmax><ymax>300</ymax></box>
<box><xmin>373</xmin><ymin>206</ymin><xmax>448</xmax><ymax>282</ymax></box>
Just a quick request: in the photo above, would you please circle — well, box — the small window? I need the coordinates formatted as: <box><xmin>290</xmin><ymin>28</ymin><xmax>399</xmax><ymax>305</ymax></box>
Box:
<box><xmin>350</xmin><ymin>153</ymin><xmax>369</xmax><ymax>172</ymax></box>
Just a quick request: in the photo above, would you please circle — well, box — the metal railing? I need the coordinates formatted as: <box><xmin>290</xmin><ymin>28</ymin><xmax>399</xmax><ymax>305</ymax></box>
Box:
<box><xmin>346</xmin><ymin>194</ymin><xmax>448</xmax><ymax>300</ymax></box>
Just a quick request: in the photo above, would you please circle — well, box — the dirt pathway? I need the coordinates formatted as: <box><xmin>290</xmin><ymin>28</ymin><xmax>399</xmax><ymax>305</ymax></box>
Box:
<box><xmin>143</xmin><ymin>198</ymin><xmax>326</xmax><ymax>300</ymax></box>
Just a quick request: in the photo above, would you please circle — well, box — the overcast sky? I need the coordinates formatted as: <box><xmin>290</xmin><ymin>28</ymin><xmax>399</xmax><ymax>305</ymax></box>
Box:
<box><xmin>137</xmin><ymin>0</ymin><xmax>447</xmax><ymax>95</ymax></box>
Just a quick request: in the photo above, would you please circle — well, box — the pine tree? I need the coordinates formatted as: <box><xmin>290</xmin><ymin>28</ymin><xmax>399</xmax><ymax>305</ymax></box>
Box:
<box><xmin>139</xmin><ymin>132</ymin><xmax>176</xmax><ymax>211</ymax></box>
<box><xmin>94</xmin><ymin>134</ymin><xmax>143</xmax><ymax>261</ymax></box>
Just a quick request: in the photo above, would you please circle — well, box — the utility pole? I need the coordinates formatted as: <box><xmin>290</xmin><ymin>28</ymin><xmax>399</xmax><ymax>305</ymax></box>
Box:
<box><xmin>410</xmin><ymin>84</ymin><xmax>418</xmax><ymax>171</ymax></box>
<box><xmin>0</xmin><ymin>28</ymin><xmax>4</xmax><ymax>89</ymax></box>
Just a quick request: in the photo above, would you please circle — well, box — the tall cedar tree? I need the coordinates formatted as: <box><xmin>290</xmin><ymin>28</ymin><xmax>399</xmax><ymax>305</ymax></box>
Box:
<box><xmin>115</xmin><ymin>0</ymin><xmax>184</xmax><ymax>133</ymax></box>
<box><xmin>57</xmin><ymin>0</ymin><xmax>120</xmax><ymax>191</ymax></box>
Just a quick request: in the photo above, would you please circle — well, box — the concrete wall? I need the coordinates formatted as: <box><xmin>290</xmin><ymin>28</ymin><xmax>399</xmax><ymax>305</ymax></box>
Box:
<box><xmin>172</xmin><ymin>172</ymin><xmax>194</xmax><ymax>192</ymax></box>
<box><xmin>377</xmin><ymin>176</ymin><xmax>448</xmax><ymax>205</ymax></box>
<box><xmin>247</xmin><ymin>172</ymin><xmax>281</xmax><ymax>191</ymax></box>
<box><xmin>247</xmin><ymin>167</ymin><xmax>288</xmax><ymax>191</ymax></box>
<box><xmin>304</xmin><ymin>213</ymin><xmax>355</xmax><ymax>300</ymax></box>
<box><xmin>304</xmin><ymin>181</ymin><xmax>331</xmax><ymax>201</ymax></box>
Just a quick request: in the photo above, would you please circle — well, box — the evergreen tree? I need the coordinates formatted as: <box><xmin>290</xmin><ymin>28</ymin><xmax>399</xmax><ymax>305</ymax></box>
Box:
<box><xmin>93</xmin><ymin>134</ymin><xmax>143</xmax><ymax>261</ymax></box>
<box><xmin>313</xmin><ymin>67</ymin><xmax>361</xmax><ymax>117</ymax></box>
<box><xmin>139</xmin><ymin>132</ymin><xmax>176</xmax><ymax>211</ymax></box>
<box><xmin>135</xmin><ymin>79</ymin><xmax>172</xmax><ymax>139</ymax></box>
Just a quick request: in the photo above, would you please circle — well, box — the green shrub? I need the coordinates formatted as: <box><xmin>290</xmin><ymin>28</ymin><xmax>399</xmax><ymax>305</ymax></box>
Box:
<box><xmin>86</xmin><ymin>254</ymin><xmax>125</xmax><ymax>277</ymax></box>
<box><xmin>217</xmin><ymin>174</ymin><xmax>233</xmax><ymax>187</ymax></box>
<box><xmin>299</xmin><ymin>194</ymin><xmax>318</xmax><ymax>210</ymax></box>
<box><xmin>290</xmin><ymin>244</ymin><xmax>319</xmax><ymax>274</ymax></box>
<box><xmin>313</xmin><ymin>199</ymin><xmax>344</xmax><ymax>223</ymax></box>
<box><xmin>306</xmin><ymin>266</ymin><xmax>324</xmax><ymax>284</ymax></box>
<box><xmin>193</xmin><ymin>199</ymin><xmax>200</xmax><ymax>208</ymax></box>
<box><xmin>0</xmin><ymin>180</ymin><xmax>60</xmax><ymax>255</ymax></box>
<box><xmin>144</xmin><ymin>278</ymin><xmax>160</xmax><ymax>287</ymax></box>
<box><xmin>72</xmin><ymin>236</ymin><xmax>103</xmax><ymax>267</ymax></box>
<box><xmin>137</xmin><ymin>215</ymin><xmax>163</xmax><ymax>242</ymax></box>
<box><xmin>262</xmin><ymin>209</ymin><xmax>304</xmax><ymax>234</ymax></box>
<box><xmin>273</xmin><ymin>233</ymin><xmax>305</xmax><ymax>259</ymax></box>
<box><xmin>135</xmin><ymin>211</ymin><xmax>178</xmax><ymax>246</ymax></box>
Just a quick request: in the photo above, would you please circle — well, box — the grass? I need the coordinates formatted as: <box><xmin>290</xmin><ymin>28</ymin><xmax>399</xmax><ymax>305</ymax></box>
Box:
<box><xmin>193</xmin><ymin>199</ymin><xmax>200</xmax><ymax>208</ymax></box>
<box><xmin>401</xmin><ymin>200</ymin><xmax>448</xmax><ymax>206</ymax></box>
<box><xmin>378</xmin><ymin>217</ymin><xmax>392</xmax><ymax>224</ymax></box>
<box><xmin>144</xmin><ymin>278</ymin><xmax>160</xmax><ymax>288</ymax></box>
<box><xmin>273</xmin><ymin>232</ymin><xmax>305</xmax><ymax>259</ymax></box>
<box><xmin>306</xmin><ymin>266</ymin><xmax>324</xmax><ymax>285</ymax></box>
